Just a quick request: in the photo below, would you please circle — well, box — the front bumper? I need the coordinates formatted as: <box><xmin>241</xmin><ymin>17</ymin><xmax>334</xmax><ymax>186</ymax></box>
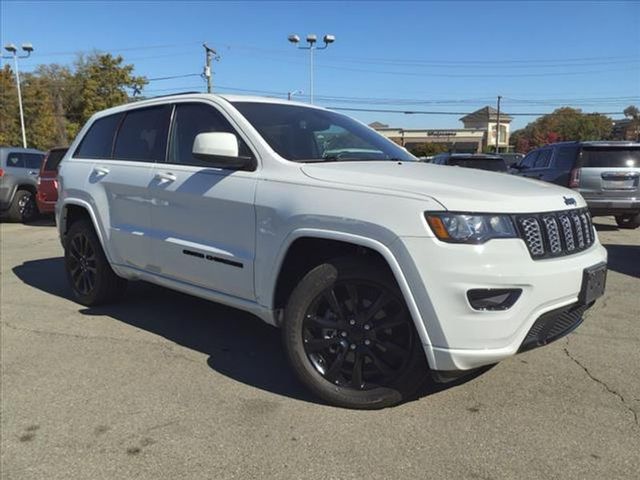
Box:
<box><xmin>393</xmin><ymin>234</ymin><xmax>608</xmax><ymax>371</ymax></box>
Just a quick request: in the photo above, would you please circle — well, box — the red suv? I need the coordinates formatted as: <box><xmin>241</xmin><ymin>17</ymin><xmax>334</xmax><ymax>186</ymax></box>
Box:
<box><xmin>36</xmin><ymin>147</ymin><xmax>67</xmax><ymax>214</ymax></box>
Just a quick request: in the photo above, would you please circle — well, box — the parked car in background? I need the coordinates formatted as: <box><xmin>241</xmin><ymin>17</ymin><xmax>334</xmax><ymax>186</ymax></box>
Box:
<box><xmin>512</xmin><ymin>141</ymin><xmax>640</xmax><ymax>229</ymax></box>
<box><xmin>0</xmin><ymin>147</ymin><xmax>45</xmax><ymax>222</ymax></box>
<box><xmin>36</xmin><ymin>147</ymin><xmax>68</xmax><ymax>214</ymax></box>
<box><xmin>499</xmin><ymin>152</ymin><xmax>524</xmax><ymax>168</ymax></box>
<box><xmin>431</xmin><ymin>153</ymin><xmax>508</xmax><ymax>172</ymax></box>
<box><xmin>56</xmin><ymin>93</ymin><xmax>607</xmax><ymax>409</ymax></box>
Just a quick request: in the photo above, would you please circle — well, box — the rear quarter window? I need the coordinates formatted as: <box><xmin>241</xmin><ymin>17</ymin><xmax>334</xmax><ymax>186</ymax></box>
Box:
<box><xmin>581</xmin><ymin>148</ymin><xmax>640</xmax><ymax>168</ymax></box>
<box><xmin>5</xmin><ymin>152</ymin><xmax>43</xmax><ymax>169</ymax></box>
<box><xmin>74</xmin><ymin>113</ymin><xmax>123</xmax><ymax>159</ymax></box>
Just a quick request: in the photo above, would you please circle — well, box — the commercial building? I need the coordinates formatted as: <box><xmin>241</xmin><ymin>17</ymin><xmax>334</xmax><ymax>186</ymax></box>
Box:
<box><xmin>370</xmin><ymin>106</ymin><xmax>513</xmax><ymax>153</ymax></box>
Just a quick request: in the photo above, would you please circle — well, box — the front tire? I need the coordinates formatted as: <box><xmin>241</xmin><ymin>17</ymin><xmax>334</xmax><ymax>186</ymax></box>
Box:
<box><xmin>615</xmin><ymin>213</ymin><xmax>640</xmax><ymax>229</ymax></box>
<box><xmin>282</xmin><ymin>257</ymin><xmax>428</xmax><ymax>409</ymax></box>
<box><xmin>64</xmin><ymin>219</ymin><xmax>127</xmax><ymax>306</ymax></box>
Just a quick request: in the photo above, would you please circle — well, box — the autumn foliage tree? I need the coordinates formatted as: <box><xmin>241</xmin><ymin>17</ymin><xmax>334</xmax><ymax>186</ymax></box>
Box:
<box><xmin>0</xmin><ymin>53</ymin><xmax>146</xmax><ymax>150</ymax></box>
<box><xmin>510</xmin><ymin>107</ymin><xmax>613</xmax><ymax>153</ymax></box>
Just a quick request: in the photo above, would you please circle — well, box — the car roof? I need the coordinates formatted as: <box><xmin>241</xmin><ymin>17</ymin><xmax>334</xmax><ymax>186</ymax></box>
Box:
<box><xmin>88</xmin><ymin>92</ymin><xmax>326</xmax><ymax>120</ymax></box>
<box><xmin>0</xmin><ymin>147</ymin><xmax>45</xmax><ymax>154</ymax></box>
<box><xmin>543</xmin><ymin>141</ymin><xmax>640</xmax><ymax>148</ymax></box>
<box><xmin>440</xmin><ymin>153</ymin><xmax>504</xmax><ymax>160</ymax></box>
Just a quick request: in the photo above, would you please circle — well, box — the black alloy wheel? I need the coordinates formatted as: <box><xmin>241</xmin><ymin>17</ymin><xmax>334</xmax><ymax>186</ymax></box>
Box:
<box><xmin>67</xmin><ymin>231</ymin><xmax>98</xmax><ymax>296</ymax></box>
<box><xmin>302</xmin><ymin>281</ymin><xmax>414</xmax><ymax>391</ymax></box>
<box><xmin>64</xmin><ymin>219</ymin><xmax>127</xmax><ymax>306</ymax></box>
<box><xmin>283</xmin><ymin>257</ymin><xmax>428</xmax><ymax>409</ymax></box>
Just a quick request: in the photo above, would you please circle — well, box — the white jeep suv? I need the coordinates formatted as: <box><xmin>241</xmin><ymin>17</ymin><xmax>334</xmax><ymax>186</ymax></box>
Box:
<box><xmin>56</xmin><ymin>94</ymin><xmax>607</xmax><ymax>409</ymax></box>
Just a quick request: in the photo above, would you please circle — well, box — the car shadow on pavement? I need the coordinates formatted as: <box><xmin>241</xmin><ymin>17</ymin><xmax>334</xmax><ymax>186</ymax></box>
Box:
<box><xmin>12</xmin><ymin>257</ymin><xmax>485</xmax><ymax>407</ymax></box>
<box><xmin>603</xmin><ymin>244</ymin><xmax>640</xmax><ymax>279</ymax></box>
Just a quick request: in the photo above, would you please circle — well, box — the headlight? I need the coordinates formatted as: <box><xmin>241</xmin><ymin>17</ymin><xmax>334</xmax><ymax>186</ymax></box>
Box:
<box><xmin>425</xmin><ymin>212</ymin><xmax>517</xmax><ymax>244</ymax></box>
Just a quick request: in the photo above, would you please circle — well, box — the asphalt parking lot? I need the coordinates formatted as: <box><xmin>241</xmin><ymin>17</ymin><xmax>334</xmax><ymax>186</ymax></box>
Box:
<box><xmin>1</xmin><ymin>217</ymin><xmax>638</xmax><ymax>480</ymax></box>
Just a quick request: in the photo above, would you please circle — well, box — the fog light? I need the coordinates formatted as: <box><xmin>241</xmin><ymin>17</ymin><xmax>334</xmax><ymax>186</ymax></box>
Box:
<box><xmin>467</xmin><ymin>289</ymin><xmax>522</xmax><ymax>311</ymax></box>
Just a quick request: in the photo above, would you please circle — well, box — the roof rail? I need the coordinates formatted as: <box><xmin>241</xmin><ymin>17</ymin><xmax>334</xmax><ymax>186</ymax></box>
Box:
<box><xmin>133</xmin><ymin>91</ymin><xmax>205</xmax><ymax>101</ymax></box>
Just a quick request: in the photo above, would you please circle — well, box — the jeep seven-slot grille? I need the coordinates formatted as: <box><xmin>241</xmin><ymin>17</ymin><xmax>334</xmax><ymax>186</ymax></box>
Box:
<box><xmin>516</xmin><ymin>208</ymin><xmax>594</xmax><ymax>259</ymax></box>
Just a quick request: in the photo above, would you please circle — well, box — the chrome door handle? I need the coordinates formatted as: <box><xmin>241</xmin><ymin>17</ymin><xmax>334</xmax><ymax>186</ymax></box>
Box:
<box><xmin>28</xmin><ymin>170</ymin><xmax>38</xmax><ymax>176</ymax></box>
<box><xmin>155</xmin><ymin>172</ymin><xmax>176</xmax><ymax>183</ymax></box>
<box><xmin>93</xmin><ymin>166</ymin><xmax>110</xmax><ymax>176</ymax></box>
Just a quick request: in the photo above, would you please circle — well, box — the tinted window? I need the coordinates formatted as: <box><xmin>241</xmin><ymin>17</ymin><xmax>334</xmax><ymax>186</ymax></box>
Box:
<box><xmin>233</xmin><ymin>102</ymin><xmax>414</xmax><ymax>162</ymax></box>
<box><xmin>75</xmin><ymin>113</ymin><xmax>123</xmax><ymax>159</ymax></box>
<box><xmin>534</xmin><ymin>150</ymin><xmax>552</xmax><ymax>168</ymax></box>
<box><xmin>520</xmin><ymin>151</ymin><xmax>538</xmax><ymax>168</ymax></box>
<box><xmin>554</xmin><ymin>146</ymin><xmax>579</xmax><ymax>170</ymax></box>
<box><xmin>113</xmin><ymin>106</ymin><xmax>172</xmax><ymax>162</ymax></box>
<box><xmin>4</xmin><ymin>152</ymin><xmax>43</xmax><ymax>169</ymax></box>
<box><xmin>581</xmin><ymin>147</ymin><xmax>640</xmax><ymax>168</ymax></box>
<box><xmin>167</xmin><ymin>103</ymin><xmax>252</xmax><ymax>166</ymax></box>
<box><xmin>6</xmin><ymin>153</ymin><xmax>25</xmax><ymax>168</ymax></box>
<box><xmin>448</xmin><ymin>157</ymin><xmax>507</xmax><ymax>172</ymax></box>
<box><xmin>44</xmin><ymin>149</ymin><xmax>68</xmax><ymax>171</ymax></box>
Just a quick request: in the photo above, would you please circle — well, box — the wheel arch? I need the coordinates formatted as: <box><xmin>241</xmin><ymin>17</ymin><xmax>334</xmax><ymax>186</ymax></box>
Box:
<box><xmin>269</xmin><ymin>229</ymin><xmax>435</xmax><ymax>365</ymax></box>
<box><xmin>59</xmin><ymin>199</ymin><xmax>110</xmax><ymax>260</ymax></box>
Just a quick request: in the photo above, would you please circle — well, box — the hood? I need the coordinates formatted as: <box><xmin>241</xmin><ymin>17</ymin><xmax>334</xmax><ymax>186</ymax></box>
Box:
<box><xmin>300</xmin><ymin>161</ymin><xmax>585</xmax><ymax>213</ymax></box>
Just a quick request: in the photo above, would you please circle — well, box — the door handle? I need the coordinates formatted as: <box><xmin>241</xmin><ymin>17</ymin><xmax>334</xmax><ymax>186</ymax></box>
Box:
<box><xmin>93</xmin><ymin>166</ymin><xmax>110</xmax><ymax>176</ymax></box>
<box><xmin>155</xmin><ymin>172</ymin><xmax>177</xmax><ymax>183</ymax></box>
<box><xmin>28</xmin><ymin>170</ymin><xmax>38</xmax><ymax>176</ymax></box>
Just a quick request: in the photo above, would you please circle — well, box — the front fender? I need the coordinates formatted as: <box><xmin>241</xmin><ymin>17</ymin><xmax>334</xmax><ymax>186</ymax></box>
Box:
<box><xmin>258</xmin><ymin>227</ymin><xmax>436</xmax><ymax>369</ymax></box>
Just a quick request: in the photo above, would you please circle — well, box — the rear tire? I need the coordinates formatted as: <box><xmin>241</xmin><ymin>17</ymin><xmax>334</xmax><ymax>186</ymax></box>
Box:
<box><xmin>615</xmin><ymin>213</ymin><xmax>640</xmax><ymax>229</ymax></box>
<box><xmin>7</xmin><ymin>189</ymin><xmax>38</xmax><ymax>223</ymax></box>
<box><xmin>282</xmin><ymin>256</ymin><xmax>428</xmax><ymax>409</ymax></box>
<box><xmin>64</xmin><ymin>219</ymin><xmax>127</xmax><ymax>306</ymax></box>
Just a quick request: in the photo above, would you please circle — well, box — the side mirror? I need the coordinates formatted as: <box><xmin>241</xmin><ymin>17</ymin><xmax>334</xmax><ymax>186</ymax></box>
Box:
<box><xmin>192</xmin><ymin>132</ymin><xmax>252</xmax><ymax>169</ymax></box>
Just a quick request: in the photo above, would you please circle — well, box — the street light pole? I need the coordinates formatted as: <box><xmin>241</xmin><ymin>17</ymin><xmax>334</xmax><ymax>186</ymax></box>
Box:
<box><xmin>495</xmin><ymin>95</ymin><xmax>502</xmax><ymax>153</ymax></box>
<box><xmin>288</xmin><ymin>34</ymin><xmax>335</xmax><ymax>104</ymax></box>
<box><xmin>3</xmin><ymin>43</ymin><xmax>33</xmax><ymax>148</ymax></box>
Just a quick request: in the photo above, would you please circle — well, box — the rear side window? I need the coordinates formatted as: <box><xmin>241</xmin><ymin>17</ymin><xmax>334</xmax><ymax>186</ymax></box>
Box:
<box><xmin>44</xmin><ymin>149</ymin><xmax>68</xmax><ymax>171</ymax></box>
<box><xmin>6</xmin><ymin>153</ymin><xmax>24</xmax><ymax>167</ymax></box>
<box><xmin>5</xmin><ymin>152</ymin><xmax>43</xmax><ymax>169</ymax></box>
<box><xmin>554</xmin><ymin>146</ymin><xmax>579</xmax><ymax>170</ymax></box>
<box><xmin>581</xmin><ymin>147</ymin><xmax>640</xmax><ymax>168</ymax></box>
<box><xmin>75</xmin><ymin>113</ymin><xmax>123</xmax><ymax>159</ymax></box>
<box><xmin>448</xmin><ymin>158</ymin><xmax>507</xmax><ymax>172</ymax></box>
<box><xmin>520</xmin><ymin>151</ymin><xmax>538</xmax><ymax>168</ymax></box>
<box><xmin>534</xmin><ymin>150</ymin><xmax>552</xmax><ymax>168</ymax></box>
<box><xmin>113</xmin><ymin>105</ymin><xmax>172</xmax><ymax>162</ymax></box>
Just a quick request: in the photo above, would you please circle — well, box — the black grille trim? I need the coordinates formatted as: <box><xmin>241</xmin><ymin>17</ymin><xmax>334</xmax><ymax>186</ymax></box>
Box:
<box><xmin>518</xmin><ymin>303</ymin><xmax>590</xmax><ymax>353</ymax></box>
<box><xmin>515</xmin><ymin>208</ymin><xmax>594</xmax><ymax>260</ymax></box>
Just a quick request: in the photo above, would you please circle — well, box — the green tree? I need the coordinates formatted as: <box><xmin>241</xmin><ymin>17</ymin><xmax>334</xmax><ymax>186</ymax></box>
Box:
<box><xmin>510</xmin><ymin>107</ymin><xmax>613</xmax><ymax>152</ymax></box>
<box><xmin>75</xmin><ymin>53</ymin><xmax>147</xmax><ymax>126</ymax></box>
<box><xmin>21</xmin><ymin>73</ymin><xmax>58</xmax><ymax>150</ymax></box>
<box><xmin>623</xmin><ymin>105</ymin><xmax>640</xmax><ymax>141</ymax></box>
<box><xmin>0</xmin><ymin>65</ymin><xmax>21</xmax><ymax>146</ymax></box>
<box><xmin>409</xmin><ymin>142</ymin><xmax>449</xmax><ymax>157</ymax></box>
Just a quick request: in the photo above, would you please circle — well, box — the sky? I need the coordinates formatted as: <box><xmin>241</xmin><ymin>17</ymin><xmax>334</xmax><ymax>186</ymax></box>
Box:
<box><xmin>2</xmin><ymin>0</ymin><xmax>639</xmax><ymax>130</ymax></box>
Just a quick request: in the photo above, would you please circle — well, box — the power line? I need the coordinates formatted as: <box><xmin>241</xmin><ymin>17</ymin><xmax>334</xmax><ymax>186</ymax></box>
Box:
<box><xmin>327</xmin><ymin>106</ymin><xmax>625</xmax><ymax>116</ymax></box>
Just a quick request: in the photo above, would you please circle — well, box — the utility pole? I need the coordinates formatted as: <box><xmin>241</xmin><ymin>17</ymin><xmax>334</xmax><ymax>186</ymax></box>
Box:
<box><xmin>203</xmin><ymin>43</ymin><xmax>218</xmax><ymax>93</ymax></box>
<box><xmin>495</xmin><ymin>95</ymin><xmax>502</xmax><ymax>153</ymax></box>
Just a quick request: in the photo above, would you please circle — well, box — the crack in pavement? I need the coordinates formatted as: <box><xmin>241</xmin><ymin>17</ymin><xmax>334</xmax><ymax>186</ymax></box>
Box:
<box><xmin>564</xmin><ymin>341</ymin><xmax>639</xmax><ymax>429</ymax></box>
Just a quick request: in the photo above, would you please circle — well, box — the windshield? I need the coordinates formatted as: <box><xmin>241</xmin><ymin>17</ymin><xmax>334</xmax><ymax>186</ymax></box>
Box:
<box><xmin>448</xmin><ymin>157</ymin><xmax>508</xmax><ymax>172</ymax></box>
<box><xmin>581</xmin><ymin>147</ymin><xmax>640</xmax><ymax>168</ymax></box>
<box><xmin>232</xmin><ymin>102</ymin><xmax>415</xmax><ymax>163</ymax></box>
